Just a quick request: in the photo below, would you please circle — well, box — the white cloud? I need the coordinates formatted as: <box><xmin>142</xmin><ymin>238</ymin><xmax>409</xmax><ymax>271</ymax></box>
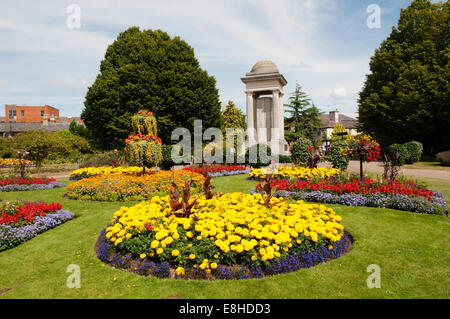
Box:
<box><xmin>330</xmin><ymin>87</ymin><xmax>351</xmax><ymax>100</ymax></box>
<box><xmin>0</xmin><ymin>80</ymin><xmax>7</xmax><ymax>88</ymax></box>
<box><xmin>49</xmin><ymin>77</ymin><xmax>90</xmax><ymax>89</ymax></box>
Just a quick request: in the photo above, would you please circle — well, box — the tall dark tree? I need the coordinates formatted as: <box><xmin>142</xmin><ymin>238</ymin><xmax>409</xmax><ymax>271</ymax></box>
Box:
<box><xmin>82</xmin><ymin>27</ymin><xmax>221</xmax><ymax>150</ymax></box>
<box><xmin>284</xmin><ymin>83</ymin><xmax>322</xmax><ymax>146</ymax></box>
<box><xmin>358</xmin><ymin>0</ymin><xmax>449</xmax><ymax>154</ymax></box>
<box><xmin>284</xmin><ymin>82</ymin><xmax>311</xmax><ymax>132</ymax></box>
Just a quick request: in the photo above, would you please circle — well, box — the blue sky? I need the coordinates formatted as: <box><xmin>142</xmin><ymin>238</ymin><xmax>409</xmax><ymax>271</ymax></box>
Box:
<box><xmin>0</xmin><ymin>0</ymin><xmax>434</xmax><ymax>119</ymax></box>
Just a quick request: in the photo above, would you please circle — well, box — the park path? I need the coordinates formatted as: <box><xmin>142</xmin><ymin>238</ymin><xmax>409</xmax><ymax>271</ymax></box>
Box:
<box><xmin>319</xmin><ymin>161</ymin><xmax>450</xmax><ymax>181</ymax></box>
<box><xmin>34</xmin><ymin>161</ymin><xmax>450</xmax><ymax>181</ymax></box>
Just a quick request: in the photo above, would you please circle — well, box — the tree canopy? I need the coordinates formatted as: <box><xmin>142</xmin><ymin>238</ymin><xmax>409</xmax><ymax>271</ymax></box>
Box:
<box><xmin>358</xmin><ymin>0</ymin><xmax>449</xmax><ymax>154</ymax></box>
<box><xmin>82</xmin><ymin>27</ymin><xmax>221</xmax><ymax>150</ymax></box>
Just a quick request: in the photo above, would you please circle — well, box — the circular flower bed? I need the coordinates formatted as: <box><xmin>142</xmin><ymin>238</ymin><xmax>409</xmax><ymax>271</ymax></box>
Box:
<box><xmin>248</xmin><ymin>166</ymin><xmax>340</xmax><ymax>181</ymax></box>
<box><xmin>66</xmin><ymin>170</ymin><xmax>205</xmax><ymax>201</ymax></box>
<box><xmin>96</xmin><ymin>193</ymin><xmax>351</xmax><ymax>279</ymax></box>
<box><xmin>0</xmin><ymin>177</ymin><xmax>65</xmax><ymax>192</ymax></box>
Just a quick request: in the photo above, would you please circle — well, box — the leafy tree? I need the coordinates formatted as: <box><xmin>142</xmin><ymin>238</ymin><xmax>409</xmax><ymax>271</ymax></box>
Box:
<box><xmin>358</xmin><ymin>0</ymin><xmax>449</xmax><ymax>154</ymax></box>
<box><xmin>82</xmin><ymin>27</ymin><xmax>221</xmax><ymax>150</ymax></box>
<box><xmin>299</xmin><ymin>104</ymin><xmax>322</xmax><ymax>146</ymax></box>
<box><xmin>9</xmin><ymin>131</ymin><xmax>66</xmax><ymax>169</ymax></box>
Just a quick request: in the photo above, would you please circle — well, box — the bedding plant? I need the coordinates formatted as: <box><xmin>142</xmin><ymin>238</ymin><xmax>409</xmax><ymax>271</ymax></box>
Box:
<box><xmin>0</xmin><ymin>200</ymin><xmax>73</xmax><ymax>251</ymax></box>
<box><xmin>248</xmin><ymin>166</ymin><xmax>340</xmax><ymax>181</ymax></box>
<box><xmin>0</xmin><ymin>177</ymin><xmax>65</xmax><ymax>192</ymax></box>
<box><xmin>66</xmin><ymin>170</ymin><xmax>204</xmax><ymax>201</ymax></box>
<box><xmin>252</xmin><ymin>177</ymin><xmax>447</xmax><ymax>215</ymax></box>
<box><xmin>182</xmin><ymin>164</ymin><xmax>250</xmax><ymax>177</ymax></box>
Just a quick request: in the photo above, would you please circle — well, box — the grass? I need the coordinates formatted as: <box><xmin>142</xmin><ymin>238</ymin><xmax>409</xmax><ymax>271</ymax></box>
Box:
<box><xmin>404</xmin><ymin>161</ymin><xmax>450</xmax><ymax>171</ymax></box>
<box><xmin>0</xmin><ymin>175</ymin><xmax>449</xmax><ymax>298</ymax></box>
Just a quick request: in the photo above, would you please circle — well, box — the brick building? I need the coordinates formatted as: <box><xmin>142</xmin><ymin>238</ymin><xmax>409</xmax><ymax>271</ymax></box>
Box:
<box><xmin>4</xmin><ymin>104</ymin><xmax>60</xmax><ymax>123</ymax></box>
<box><xmin>1</xmin><ymin>104</ymin><xmax>84</xmax><ymax>137</ymax></box>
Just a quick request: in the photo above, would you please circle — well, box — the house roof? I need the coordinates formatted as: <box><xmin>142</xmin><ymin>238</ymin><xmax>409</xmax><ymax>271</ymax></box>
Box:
<box><xmin>0</xmin><ymin>122</ymin><xmax>70</xmax><ymax>133</ymax></box>
<box><xmin>320</xmin><ymin>113</ymin><xmax>358</xmax><ymax>129</ymax></box>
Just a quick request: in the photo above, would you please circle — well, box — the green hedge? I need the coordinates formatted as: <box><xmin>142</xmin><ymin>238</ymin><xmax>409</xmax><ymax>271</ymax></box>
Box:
<box><xmin>436</xmin><ymin>150</ymin><xmax>450</xmax><ymax>166</ymax></box>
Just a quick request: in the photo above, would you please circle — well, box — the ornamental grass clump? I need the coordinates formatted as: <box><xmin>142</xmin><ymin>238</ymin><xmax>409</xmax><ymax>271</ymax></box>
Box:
<box><xmin>96</xmin><ymin>191</ymin><xmax>349</xmax><ymax>280</ymax></box>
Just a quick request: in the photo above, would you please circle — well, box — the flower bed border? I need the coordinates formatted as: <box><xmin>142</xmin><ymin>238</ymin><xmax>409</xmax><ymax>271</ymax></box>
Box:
<box><xmin>0</xmin><ymin>210</ymin><xmax>74</xmax><ymax>251</ymax></box>
<box><xmin>0</xmin><ymin>181</ymin><xmax>65</xmax><ymax>192</ymax></box>
<box><xmin>250</xmin><ymin>188</ymin><xmax>448</xmax><ymax>215</ymax></box>
<box><xmin>95</xmin><ymin>228</ymin><xmax>352</xmax><ymax>280</ymax></box>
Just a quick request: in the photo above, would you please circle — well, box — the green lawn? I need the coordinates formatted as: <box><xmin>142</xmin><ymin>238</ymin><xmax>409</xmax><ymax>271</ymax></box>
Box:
<box><xmin>0</xmin><ymin>175</ymin><xmax>449</xmax><ymax>298</ymax></box>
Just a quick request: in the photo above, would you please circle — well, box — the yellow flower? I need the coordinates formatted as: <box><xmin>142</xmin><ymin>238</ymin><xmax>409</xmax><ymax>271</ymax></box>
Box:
<box><xmin>172</xmin><ymin>249</ymin><xmax>180</xmax><ymax>257</ymax></box>
<box><xmin>150</xmin><ymin>240</ymin><xmax>159</xmax><ymax>249</ymax></box>
<box><xmin>189</xmin><ymin>254</ymin><xmax>195</xmax><ymax>260</ymax></box>
<box><xmin>175</xmin><ymin>267</ymin><xmax>185</xmax><ymax>276</ymax></box>
<box><xmin>139</xmin><ymin>253</ymin><xmax>146</xmax><ymax>259</ymax></box>
<box><xmin>210</xmin><ymin>262</ymin><xmax>217</xmax><ymax>269</ymax></box>
<box><xmin>156</xmin><ymin>248</ymin><xmax>163</xmax><ymax>255</ymax></box>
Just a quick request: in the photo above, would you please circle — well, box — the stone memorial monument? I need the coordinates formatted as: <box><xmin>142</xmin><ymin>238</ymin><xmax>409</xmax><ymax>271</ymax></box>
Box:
<box><xmin>241</xmin><ymin>60</ymin><xmax>289</xmax><ymax>155</ymax></box>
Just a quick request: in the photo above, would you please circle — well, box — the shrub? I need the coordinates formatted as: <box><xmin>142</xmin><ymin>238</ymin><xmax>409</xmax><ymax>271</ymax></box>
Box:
<box><xmin>436</xmin><ymin>150</ymin><xmax>450</xmax><ymax>166</ymax></box>
<box><xmin>245</xmin><ymin>144</ymin><xmax>272</xmax><ymax>168</ymax></box>
<box><xmin>79</xmin><ymin>151</ymin><xmax>121</xmax><ymax>168</ymax></box>
<box><xmin>160</xmin><ymin>145</ymin><xmax>175</xmax><ymax>170</ymax></box>
<box><xmin>327</xmin><ymin>140</ymin><xmax>350</xmax><ymax>170</ymax></box>
<box><xmin>291</xmin><ymin>136</ymin><xmax>311</xmax><ymax>166</ymax></box>
<box><xmin>403</xmin><ymin>141</ymin><xmax>423</xmax><ymax>164</ymax></box>
<box><xmin>386</xmin><ymin>143</ymin><xmax>408</xmax><ymax>166</ymax></box>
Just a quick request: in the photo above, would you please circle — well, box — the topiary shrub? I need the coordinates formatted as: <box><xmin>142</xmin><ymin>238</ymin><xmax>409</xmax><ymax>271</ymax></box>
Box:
<box><xmin>245</xmin><ymin>144</ymin><xmax>272</xmax><ymax>168</ymax></box>
<box><xmin>327</xmin><ymin>140</ymin><xmax>349</xmax><ymax>170</ymax></box>
<box><xmin>403</xmin><ymin>141</ymin><xmax>423</xmax><ymax>164</ymax></box>
<box><xmin>386</xmin><ymin>143</ymin><xmax>408</xmax><ymax>166</ymax></box>
<box><xmin>160</xmin><ymin>145</ymin><xmax>175</xmax><ymax>170</ymax></box>
<box><xmin>291</xmin><ymin>136</ymin><xmax>312</xmax><ymax>166</ymax></box>
<box><xmin>436</xmin><ymin>150</ymin><xmax>450</xmax><ymax>166</ymax></box>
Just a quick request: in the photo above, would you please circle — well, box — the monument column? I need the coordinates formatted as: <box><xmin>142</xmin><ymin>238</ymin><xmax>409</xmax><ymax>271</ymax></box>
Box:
<box><xmin>246</xmin><ymin>90</ymin><xmax>256</xmax><ymax>146</ymax></box>
<box><xmin>278</xmin><ymin>91</ymin><xmax>285</xmax><ymax>140</ymax></box>
<box><xmin>272</xmin><ymin>89</ymin><xmax>280</xmax><ymax>154</ymax></box>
